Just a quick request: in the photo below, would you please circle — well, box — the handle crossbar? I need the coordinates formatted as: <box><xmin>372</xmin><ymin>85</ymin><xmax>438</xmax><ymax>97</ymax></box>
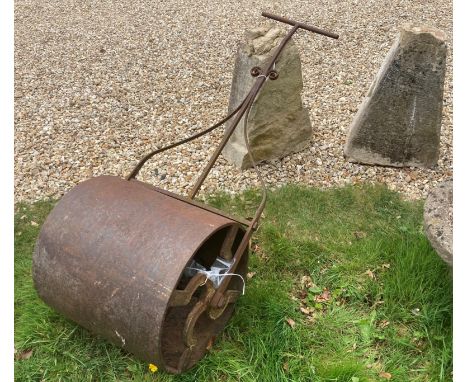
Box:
<box><xmin>261</xmin><ymin>12</ymin><xmax>339</xmax><ymax>39</ymax></box>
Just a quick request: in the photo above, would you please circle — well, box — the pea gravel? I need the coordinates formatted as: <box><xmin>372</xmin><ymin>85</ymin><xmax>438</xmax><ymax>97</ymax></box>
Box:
<box><xmin>14</xmin><ymin>0</ymin><xmax>452</xmax><ymax>203</ymax></box>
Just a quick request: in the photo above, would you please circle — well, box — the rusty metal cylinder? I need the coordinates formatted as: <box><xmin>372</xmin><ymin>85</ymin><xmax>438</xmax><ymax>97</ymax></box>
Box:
<box><xmin>33</xmin><ymin>175</ymin><xmax>248</xmax><ymax>373</ymax></box>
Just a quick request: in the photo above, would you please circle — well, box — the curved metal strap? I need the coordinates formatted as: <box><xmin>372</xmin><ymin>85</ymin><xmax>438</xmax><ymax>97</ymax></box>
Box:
<box><xmin>209</xmin><ymin>87</ymin><xmax>268</xmax><ymax>306</ymax></box>
<box><xmin>168</xmin><ymin>273</ymin><xmax>208</xmax><ymax>307</ymax></box>
<box><xmin>182</xmin><ymin>280</ymin><xmax>216</xmax><ymax>348</ymax></box>
<box><xmin>242</xmin><ymin>86</ymin><xmax>268</xmax><ymax>227</ymax></box>
<box><xmin>207</xmin><ymin>289</ymin><xmax>241</xmax><ymax>320</ymax></box>
<box><xmin>126</xmin><ymin>90</ymin><xmax>253</xmax><ymax>181</ymax></box>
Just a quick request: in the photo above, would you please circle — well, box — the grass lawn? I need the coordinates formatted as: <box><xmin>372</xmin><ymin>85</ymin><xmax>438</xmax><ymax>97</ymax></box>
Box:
<box><xmin>14</xmin><ymin>184</ymin><xmax>452</xmax><ymax>381</ymax></box>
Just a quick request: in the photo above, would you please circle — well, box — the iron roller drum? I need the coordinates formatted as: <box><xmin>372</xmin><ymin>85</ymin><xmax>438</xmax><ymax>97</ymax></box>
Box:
<box><xmin>33</xmin><ymin>175</ymin><xmax>248</xmax><ymax>373</ymax></box>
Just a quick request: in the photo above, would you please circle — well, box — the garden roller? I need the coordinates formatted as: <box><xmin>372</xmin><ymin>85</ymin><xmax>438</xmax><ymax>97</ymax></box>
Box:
<box><xmin>32</xmin><ymin>12</ymin><xmax>338</xmax><ymax>374</ymax></box>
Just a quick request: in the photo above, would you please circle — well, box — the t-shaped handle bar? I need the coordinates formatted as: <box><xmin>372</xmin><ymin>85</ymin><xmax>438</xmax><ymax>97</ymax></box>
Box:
<box><xmin>262</xmin><ymin>12</ymin><xmax>339</xmax><ymax>39</ymax></box>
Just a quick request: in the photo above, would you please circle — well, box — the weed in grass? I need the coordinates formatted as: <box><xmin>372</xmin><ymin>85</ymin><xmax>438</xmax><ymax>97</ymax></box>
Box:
<box><xmin>15</xmin><ymin>184</ymin><xmax>452</xmax><ymax>381</ymax></box>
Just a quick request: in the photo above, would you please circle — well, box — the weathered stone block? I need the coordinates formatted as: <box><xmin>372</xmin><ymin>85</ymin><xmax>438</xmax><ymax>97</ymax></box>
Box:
<box><xmin>424</xmin><ymin>180</ymin><xmax>452</xmax><ymax>266</ymax></box>
<box><xmin>344</xmin><ymin>24</ymin><xmax>447</xmax><ymax>168</ymax></box>
<box><xmin>222</xmin><ymin>24</ymin><xmax>312</xmax><ymax>169</ymax></box>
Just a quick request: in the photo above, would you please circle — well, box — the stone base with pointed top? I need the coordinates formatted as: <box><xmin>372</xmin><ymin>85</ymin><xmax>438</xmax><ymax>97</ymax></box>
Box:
<box><xmin>222</xmin><ymin>24</ymin><xmax>312</xmax><ymax>169</ymax></box>
<box><xmin>344</xmin><ymin>24</ymin><xmax>447</xmax><ymax>168</ymax></box>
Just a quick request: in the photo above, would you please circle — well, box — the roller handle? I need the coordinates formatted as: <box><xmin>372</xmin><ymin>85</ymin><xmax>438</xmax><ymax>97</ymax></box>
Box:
<box><xmin>261</xmin><ymin>11</ymin><xmax>339</xmax><ymax>39</ymax></box>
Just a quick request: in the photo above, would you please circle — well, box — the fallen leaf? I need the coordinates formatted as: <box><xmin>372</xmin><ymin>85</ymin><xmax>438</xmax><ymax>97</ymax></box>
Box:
<box><xmin>365</xmin><ymin>269</ymin><xmax>375</xmax><ymax>279</ymax></box>
<box><xmin>31</xmin><ymin>221</ymin><xmax>39</xmax><ymax>227</ymax></box>
<box><xmin>206</xmin><ymin>336</ymin><xmax>215</xmax><ymax>351</ymax></box>
<box><xmin>396</xmin><ymin>325</ymin><xmax>410</xmax><ymax>337</ymax></box>
<box><xmin>379</xmin><ymin>371</ymin><xmax>392</xmax><ymax>379</ymax></box>
<box><xmin>300</xmin><ymin>275</ymin><xmax>313</xmax><ymax>288</ymax></box>
<box><xmin>298</xmin><ymin>289</ymin><xmax>308</xmax><ymax>300</ymax></box>
<box><xmin>354</xmin><ymin>231</ymin><xmax>367</xmax><ymax>239</ymax></box>
<box><xmin>381</xmin><ymin>263</ymin><xmax>391</xmax><ymax>269</ymax></box>
<box><xmin>247</xmin><ymin>272</ymin><xmax>256</xmax><ymax>279</ymax></box>
<box><xmin>371</xmin><ymin>362</ymin><xmax>383</xmax><ymax>371</ymax></box>
<box><xmin>286</xmin><ymin>318</ymin><xmax>296</xmax><ymax>329</ymax></box>
<box><xmin>20</xmin><ymin>215</ymin><xmax>27</xmax><ymax>220</ymax></box>
<box><xmin>300</xmin><ymin>306</ymin><xmax>311</xmax><ymax>315</ymax></box>
<box><xmin>16</xmin><ymin>349</ymin><xmax>33</xmax><ymax>360</ymax></box>
<box><xmin>259</xmin><ymin>251</ymin><xmax>269</xmax><ymax>261</ymax></box>
<box><xmin>379</xmin><ymin>320</ymin><xmax>390</xmax><ymax>329</ymax></box>
<box><xmin>314</xmin><ymin>289</ymin><xmax>331</xmax><ymax>303</ymax></box>
<box><xmin>283</xmin><ymin>362</ymin><xmax>289</xmax><ymax>371</ymax></box>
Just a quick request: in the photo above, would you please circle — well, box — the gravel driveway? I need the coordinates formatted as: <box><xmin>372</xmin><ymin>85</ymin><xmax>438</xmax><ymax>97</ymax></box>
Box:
<box><xmin>14</xmin><ymin>0</ymin><xmax>452</xmax><ymax>202</ymax></box>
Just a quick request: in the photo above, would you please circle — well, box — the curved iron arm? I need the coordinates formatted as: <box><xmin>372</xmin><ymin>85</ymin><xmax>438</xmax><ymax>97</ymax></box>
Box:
<box><xmin>126</xmin><ymin>90</ymin><xmax>253</xmax><ymax>181</ymax></box>
<box><xmin>208</xmin><ymin>86</ymin><xmax>267</xmax><ymax>307</ymax></box>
